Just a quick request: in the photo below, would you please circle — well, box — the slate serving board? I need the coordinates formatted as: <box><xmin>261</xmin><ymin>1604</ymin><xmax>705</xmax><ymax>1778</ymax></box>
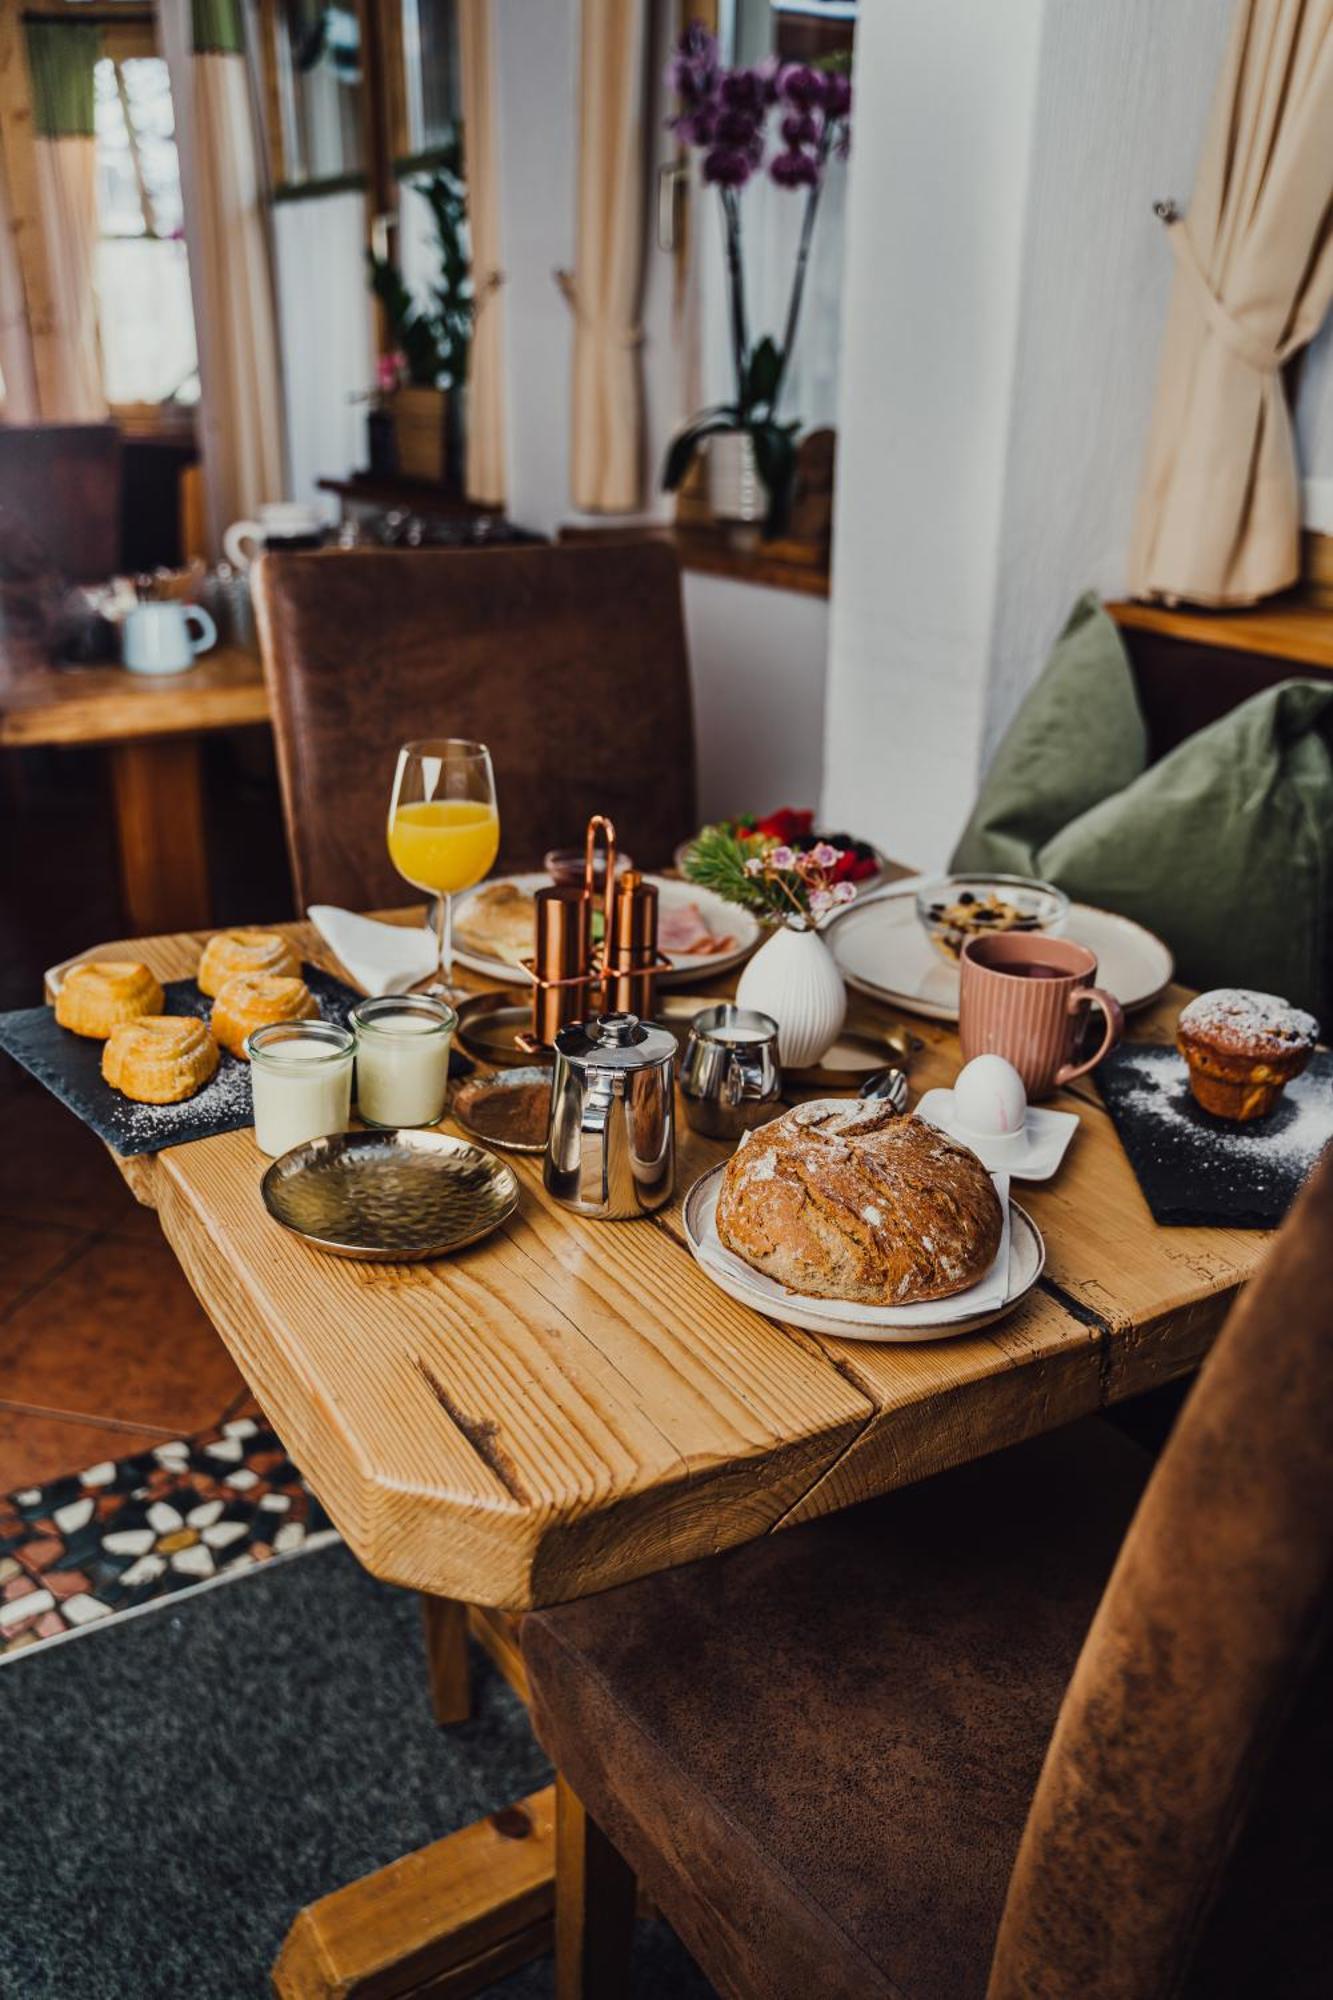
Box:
<box><xmin>1095</xmin><ymin>1042</ymin><xmax>1333</xmax><ymax>1228</ymax></box>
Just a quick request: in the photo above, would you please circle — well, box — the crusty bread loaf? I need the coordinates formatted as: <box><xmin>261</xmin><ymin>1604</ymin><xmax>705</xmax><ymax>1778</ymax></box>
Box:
<box><xmin>715</xmin><ymin>1099</ymin><xmax>1003</xmax><ymax>1306</ymax></box>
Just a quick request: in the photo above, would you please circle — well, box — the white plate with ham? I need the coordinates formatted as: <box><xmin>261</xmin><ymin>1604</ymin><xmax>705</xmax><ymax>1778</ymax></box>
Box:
<box><xmin>450</xmin><ymin>874</ymin><xmax>760</xmax><ymax>987</ymax></box>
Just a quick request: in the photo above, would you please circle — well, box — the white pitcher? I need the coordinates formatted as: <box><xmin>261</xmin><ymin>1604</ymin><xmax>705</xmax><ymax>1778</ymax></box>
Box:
<box><xmin>223</xmin><ymin>502</ymin><xmax>325</xmax><ymax>571</ymax></box>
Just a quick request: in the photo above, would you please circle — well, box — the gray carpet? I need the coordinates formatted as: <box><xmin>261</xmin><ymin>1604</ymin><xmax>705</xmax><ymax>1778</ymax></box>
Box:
<box><xmin>0</xmin><ymin>1542</ymin><xmax>715</xmax><ymax>1999</ymax></box>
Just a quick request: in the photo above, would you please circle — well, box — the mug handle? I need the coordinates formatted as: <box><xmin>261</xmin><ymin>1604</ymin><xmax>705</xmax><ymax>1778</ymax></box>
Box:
<box><xmin>1054</xmin><ymin>985</ymin><xmax>1124</xmax><ymax>1087</ymax></box>
<box><xmin>183</xmin><ymin>606</ymin><xmax>217</xmax><ymax>657</ymax></box>
<box><xmin>222</xmin><ymin>519</ymin><xmax>261</xmax><ymax>570</ymax></box>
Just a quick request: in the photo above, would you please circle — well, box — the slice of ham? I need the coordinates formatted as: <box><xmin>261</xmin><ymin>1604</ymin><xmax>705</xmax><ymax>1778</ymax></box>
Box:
<box><xmin>659</xmin><ymin>901</ymin><xmax>737</xmax><ymax>957</ymax></box>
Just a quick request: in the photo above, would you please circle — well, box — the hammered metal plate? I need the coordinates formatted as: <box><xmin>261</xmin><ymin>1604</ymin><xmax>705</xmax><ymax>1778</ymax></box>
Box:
<box><xmin>261</xmin><ymin>1129</ymin><xmax>519</xmax><ymax>1261</ymax></box>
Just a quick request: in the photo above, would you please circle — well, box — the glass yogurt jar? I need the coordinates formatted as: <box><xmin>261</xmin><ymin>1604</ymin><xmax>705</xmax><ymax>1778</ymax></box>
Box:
<box><xmin>247</xmin><ymin>1020</ymin><xmax>355</xmax><ymax>1157</ymax></box>
<box><xmin>351</xmin><ymin>993</ymin><xmax>457</xmax><ymax>1128</ymax></box>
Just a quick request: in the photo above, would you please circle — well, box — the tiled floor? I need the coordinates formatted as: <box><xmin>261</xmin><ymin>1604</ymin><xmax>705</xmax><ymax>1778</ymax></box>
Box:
<box><xmin>0</xmin><ymin>1070</ymin><xmax>256</xmax><ymax>1492</ymax></box>
<box><xmin>0</xmin><ymin>735</ymin><xmax>292</xmax><ymax>1493</ymax></box>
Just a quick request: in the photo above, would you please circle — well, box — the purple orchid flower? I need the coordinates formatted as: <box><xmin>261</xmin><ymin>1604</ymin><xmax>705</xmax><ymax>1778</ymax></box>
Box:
<box><xmin>703</xmin><ymin>146</ymin><xmax>755</xmax><ymax>188</ymax></box>
<box><xmin>770</xmin><ymin>148</ymin><xmax>820</xmax><ymax>190</ymax></box>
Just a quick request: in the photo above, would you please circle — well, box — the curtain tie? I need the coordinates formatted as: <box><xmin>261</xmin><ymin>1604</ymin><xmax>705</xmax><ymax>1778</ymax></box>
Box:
<box><xmin>554</xmin><ymin>270</ymin><xmax>644</xmax><ymax>348</ymax></box>
<box><xmin>1165</xmin><ymin>217</ymin><xmax>1303</xmax><ymax>373</ymax></box>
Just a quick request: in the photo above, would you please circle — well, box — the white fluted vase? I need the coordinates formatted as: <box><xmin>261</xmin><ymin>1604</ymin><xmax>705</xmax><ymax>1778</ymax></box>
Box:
<box><xmin>736</xmin><ymin>918</ymin><xmax>846</xmax><ymax>1068</ymax></box>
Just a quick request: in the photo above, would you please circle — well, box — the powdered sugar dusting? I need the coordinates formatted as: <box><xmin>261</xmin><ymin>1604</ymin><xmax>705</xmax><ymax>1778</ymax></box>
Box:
<box><xmin>1098</xmin><ymin>1043</ymin><xmax>1332</xmax><ymax>1228</ymax></box>
<box><xmin>1178</xmin><ymin>988</ymin><xmax>1319</xmax><ymax>1053</ymax></box>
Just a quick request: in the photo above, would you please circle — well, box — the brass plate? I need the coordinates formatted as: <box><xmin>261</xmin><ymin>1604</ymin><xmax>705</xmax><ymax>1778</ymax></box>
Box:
<box><xmin>452</xmin><ymin>1066</ymin><xmax>552</xmax><ymax>1155</ymax></box>
<box><xmin>261</xmin><ymin>1129</ymin><xmax>519</xmax><ymax>1261</ymax></box>
<box><xmin>785</xmin><ymin>1026</ymin><xmax>920</xmax><ymax>1091</ymax></box>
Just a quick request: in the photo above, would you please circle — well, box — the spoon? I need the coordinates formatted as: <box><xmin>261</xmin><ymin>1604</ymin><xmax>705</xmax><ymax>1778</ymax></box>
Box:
<box><xmin>858</xmin><ymin>1066</ymin><xmax>909</xmax><ymax>1112</ymax></box>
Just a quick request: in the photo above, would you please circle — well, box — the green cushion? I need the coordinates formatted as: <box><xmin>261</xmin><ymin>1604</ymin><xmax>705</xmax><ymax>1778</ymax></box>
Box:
<box><xmin>952</xmin><ymin>595</ymin><xmax>1333</xmax><ymax>1021</ymax></box>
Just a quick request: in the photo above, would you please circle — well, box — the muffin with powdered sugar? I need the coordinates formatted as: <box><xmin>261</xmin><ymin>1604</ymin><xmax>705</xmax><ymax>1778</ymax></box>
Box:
<box><xmin>1176</xmin><ymin>989</ymin><xmax>1318</xmax><ymax>1123</ymax></box>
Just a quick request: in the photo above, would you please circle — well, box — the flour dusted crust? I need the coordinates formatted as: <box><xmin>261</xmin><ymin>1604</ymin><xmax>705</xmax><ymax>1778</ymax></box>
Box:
<box><xmin>54</xmin><ymin>960</ymin><xmax>165</xmax><ymax>1040</ymax></box>
<box><xmin>715</xmin><ymin>1099</ymin><xmax>1003</xmax><ymax>1306</ymax></box>
<box><xmin>102</xmin><ymin>1015</ymin><xmax>219</xmax><ymax>1104</ymax></box>
<box><xmin>1176</xmin><ymin>988</ymin><xmax>1318</xmax><ymax>1123</ymax></box>
<box><xmin>197</xmin><ymin>929</ymin><xmax>300</xmax><ymax>998</ymax></box>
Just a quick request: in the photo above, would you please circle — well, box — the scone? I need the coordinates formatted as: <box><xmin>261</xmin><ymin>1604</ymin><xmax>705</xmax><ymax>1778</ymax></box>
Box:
<box><xmin>210</xmin><ymin>972</ymin><xmax>319</xmax><ymax>1060</ymax></box>
<box><xmin>102</xmin><ymin>1016</ymin><xmax>219</xmax><ymax>1104</ymax></box>
<box><xmin>197</xmin><ymin>928</ymin><xmax>300</xmax><ymax>998</ymax></box>
<box><xmin>55</xmin><ymin>960</ymin><xmax>165</xmax><ymax>1040</ymax></box>
<box><xmin>455</xmin><ymin>883</ymin><xmax>537</xmax><ymax>968</ymax></box>
<box><xmin>716</xmin><ymin>1099</ymin><xmax>1003</xmax><ymax>1306</ymax></box>
<box><xmin>1176</xmin><ymin>988</ymin><xmax>1318</xmax><ymax>1122</ymax></box>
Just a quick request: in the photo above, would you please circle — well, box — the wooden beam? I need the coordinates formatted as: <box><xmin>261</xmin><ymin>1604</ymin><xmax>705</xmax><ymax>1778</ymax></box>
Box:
<box><xmin>420</xmin><ymin>1595</ymin><xmax>472</xmax><ymax>1726</ymax></box>
<box><xmin>467</xmin><ymin>1605</ymin><xmax>530</xmax><ymax>1707</ymax></box>
<box><xmin>272</xmin><ymin>1785</ymin><xmax>556</xmax><ymax>2000</ymax></box>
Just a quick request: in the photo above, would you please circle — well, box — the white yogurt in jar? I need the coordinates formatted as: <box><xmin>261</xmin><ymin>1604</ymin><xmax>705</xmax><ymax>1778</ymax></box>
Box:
<box><xmin>352</xmin><ymin>995</ymin><xmax>456</xmax><ymax>1128</ymax></box>
<box><xmin>247</xmin><ymin>1021</ymin><xmax>355</xmax><ymax>1158</ymax></box>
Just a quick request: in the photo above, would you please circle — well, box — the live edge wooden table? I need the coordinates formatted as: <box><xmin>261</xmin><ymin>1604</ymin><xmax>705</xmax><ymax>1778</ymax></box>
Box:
<box><xmin>48</xmin><ymin>915</ymin><xmax>1268</xmax><ymax>2000</ymax></box>
<box><xmin>1</xmin><ymin>638</ymin><xmax>268</xmax><ymax>936</ymax></box>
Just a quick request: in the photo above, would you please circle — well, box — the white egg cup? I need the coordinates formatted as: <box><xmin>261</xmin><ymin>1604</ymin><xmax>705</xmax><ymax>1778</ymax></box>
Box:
<box><xmin>915</xmin><ymin>1088</ymin><xmax>1079</xmax><ymax>1182</ymax></box>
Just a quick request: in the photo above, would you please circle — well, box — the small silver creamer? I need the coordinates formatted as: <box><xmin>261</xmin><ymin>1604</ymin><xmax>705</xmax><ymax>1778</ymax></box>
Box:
<box><xmin>544</xmin><ymin>1012</ymin><xmax>676</xmax><ymax>1219</ymax></box>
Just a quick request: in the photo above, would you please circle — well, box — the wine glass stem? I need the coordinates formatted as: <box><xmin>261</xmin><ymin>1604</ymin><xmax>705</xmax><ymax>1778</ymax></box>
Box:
<box><xmin>435</xmin><ymin>891</ymin><xmax>453</xmax><ymax>984</ymax></box>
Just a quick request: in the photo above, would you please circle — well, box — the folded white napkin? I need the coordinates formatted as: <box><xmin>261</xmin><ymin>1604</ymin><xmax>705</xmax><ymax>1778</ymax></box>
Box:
<box><xmin>307</xmin><ymin>905</ymin><xmax>436</xmax><ymax>997</ymax></box>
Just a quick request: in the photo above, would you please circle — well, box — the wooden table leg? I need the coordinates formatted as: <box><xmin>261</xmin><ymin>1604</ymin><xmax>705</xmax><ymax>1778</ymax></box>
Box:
<box><xmin>421</xmin><ymin>1595</ymin><xmax>473</xmax><ymax>1725</ymax></box>
<box><xmin>108</xmin><ymin>736</ymin><xmax>211</xmax><ymax>934</ymax></box>
<box><xmin>555</xmin><ymin>1774</ymin><xmax>638</xmax><ymax>2000</ymax></box>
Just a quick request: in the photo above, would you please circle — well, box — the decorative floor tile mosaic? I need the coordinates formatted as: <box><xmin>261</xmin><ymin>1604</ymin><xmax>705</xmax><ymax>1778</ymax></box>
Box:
<box><xmin>0</xmin><ymin>1418</ymin><xmax>336</xmax><ymax>1663</ymax></box>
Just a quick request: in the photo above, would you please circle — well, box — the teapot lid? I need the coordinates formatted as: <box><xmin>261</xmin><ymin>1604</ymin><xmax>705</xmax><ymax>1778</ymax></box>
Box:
<box><xmin>554</xmin><ymin>1012</ymin><xmax>676</xmax><ymax>1070</ymax></box>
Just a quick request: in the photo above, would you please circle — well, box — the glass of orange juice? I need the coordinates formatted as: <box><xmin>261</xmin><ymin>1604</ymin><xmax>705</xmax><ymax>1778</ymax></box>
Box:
<box><xmin>388</xmin><ymin>739</ymin><xmax>500</xmax><ymax>997</ymax></box>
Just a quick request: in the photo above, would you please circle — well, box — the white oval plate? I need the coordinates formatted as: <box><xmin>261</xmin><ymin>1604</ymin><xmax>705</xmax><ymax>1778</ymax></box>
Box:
<box><xmin>682</xmin><ymin>1164</ymin><xmax>1045</xmax><ymax>1342</ymax></box>
<box><xmin>827</xmin><ymin>887</ymin><xmax>1173</xmax><ymax>1022</ymax></box>
<box><xmin>450</xmin><ymin>873</ymin><xmax>760</xmax><ymax>987</ymax></box>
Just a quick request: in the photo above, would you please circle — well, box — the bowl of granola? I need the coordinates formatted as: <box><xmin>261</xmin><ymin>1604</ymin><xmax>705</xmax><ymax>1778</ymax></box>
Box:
<box><xmin>914</xmin><ymin>874</ymin><xmax>1068</xmax><ymax>964</ymax></box>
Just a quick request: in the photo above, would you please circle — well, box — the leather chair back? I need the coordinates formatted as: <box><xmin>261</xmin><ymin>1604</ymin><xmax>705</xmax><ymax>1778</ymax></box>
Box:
<box><xmin>0</xmin><ymin>423</ymin><xmax>122</xmax><ymax>582</ymax></box>
<box><xmin>253</xmin><ymin>543</ymin><xmax>698</xmax><ymax>912</ymax></box>
<box><xmin>989</xmin><ymin>1148</ymin><xmax>1333</xmax><ymax>1998</ymax></box>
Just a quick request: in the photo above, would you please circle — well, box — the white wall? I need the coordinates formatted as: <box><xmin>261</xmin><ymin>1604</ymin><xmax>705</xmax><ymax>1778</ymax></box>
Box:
<box><xmin>272</xmin><ymin>188</ymin><xmax>374</xmax><ymax>515</ymax></box>
<box><xmin>1298</xmin><ymin>323</ymin><xmax>1333</xmax><ymax>532</ymax></box>
<box><xmin>491</xmin><ymin>0</ymin><xmax>830</xmax><ymax>816</ymax></box>
<box><xmin>823</xmin><ymin>0</ymin><xmax>1244</xmax><ymax>870</ymax></box>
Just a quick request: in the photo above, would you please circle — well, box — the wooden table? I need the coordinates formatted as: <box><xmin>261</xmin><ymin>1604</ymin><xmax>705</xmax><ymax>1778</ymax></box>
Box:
<box><xmin>46</xmin><ymin>916</ymin><xmax>1269</xmax><ymax>1997</ymax></box>
<box><xmin>1</xmin><ymin>639</ymin><xmax>269</xmax><ymax>935</ymax></box>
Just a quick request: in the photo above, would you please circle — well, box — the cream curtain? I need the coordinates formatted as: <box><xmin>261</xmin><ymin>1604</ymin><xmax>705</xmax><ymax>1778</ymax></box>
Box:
<box><xmin>164</xmin><ymin>0</ymin><xmax>285</xmax><ymax>554</ymax></box>
<box><xmin>22</xmin><ymin>21</ymin><xmax>107</xmax><ymax>421</ymax></box>
<box><xmin>0</xmin><ymin>140</ymin><xmax>39</xmax><ymax>421</ymax></box>
<box><xmin>567</xmin><ymin>0</ymin><xmax>649</xmax><ymax>512</ymax></box>
<box><xmin>458</xmin><ymin>0</ymin><xmax>507</xmax><ymax>505</ymax></box>
<box><xmin>1129</xmin><ymin>0</ymin><xmax>1333</xmax><ymax>605</ymax></box>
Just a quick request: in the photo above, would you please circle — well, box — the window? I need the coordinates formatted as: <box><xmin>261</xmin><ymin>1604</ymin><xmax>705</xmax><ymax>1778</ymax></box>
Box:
<box><xmin>401</xmin><ymin>0</ymin><xmax>460</xmax><ymax>161</ymax></box>
<box><xmin>93</xmin><ymin>54</ymin><xmax>198</xmax><ymax>407</ymax></box>
<box><xmin>271</xmin><ymin>0</ymin><xmax>365</xmax><ymax>188</ymax></box>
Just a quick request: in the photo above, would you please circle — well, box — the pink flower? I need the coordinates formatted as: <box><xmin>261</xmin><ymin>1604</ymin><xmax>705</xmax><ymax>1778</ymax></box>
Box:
<box><xmin>832</xmin><ymin>881</ymin><xmax>857</xmax><ymax>904</ymax></box>
<box><xmin>744</xmin><ymin>856</ymin><xmax>765</xmax><ymax>877</ymax></box>
<box><xmin>769</xmin><ymin>845</ymin><xmax>796</xmax><ymax>870</ymax></box>
<box><xmin>811</xmin><ymin>842</ymin><xmax>839</xmax><ymax>868</ymax></box>
<box><xmin>808</xmin><ymin>887</ymin><xmax>834</xmax><ymax>917</ymax></box>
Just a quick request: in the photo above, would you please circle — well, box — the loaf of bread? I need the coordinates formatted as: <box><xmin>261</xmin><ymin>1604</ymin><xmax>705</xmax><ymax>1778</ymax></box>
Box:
<box><xmin>715</xmin><ymin>1099</ymin><xmax>1003</xmax><ymax>1306</ymax></box>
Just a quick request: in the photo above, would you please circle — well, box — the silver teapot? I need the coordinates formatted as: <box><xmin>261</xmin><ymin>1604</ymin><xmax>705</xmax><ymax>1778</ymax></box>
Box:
<box><xmin>544</xmin><ymin>1012</ymin><xmax>676</xmax><ymax>1218</ymax></box>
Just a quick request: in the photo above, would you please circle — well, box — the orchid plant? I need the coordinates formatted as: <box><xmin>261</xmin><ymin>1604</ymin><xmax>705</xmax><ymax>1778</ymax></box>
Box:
<box><xmin>663</xmin><ymin>23</ymin><xmax>852</xmax><ymax>534</ymax></box>
<box><xmin>684</xmin><ymin>823</ymin><xmax>858</xmax><ymax>929</ymax></box>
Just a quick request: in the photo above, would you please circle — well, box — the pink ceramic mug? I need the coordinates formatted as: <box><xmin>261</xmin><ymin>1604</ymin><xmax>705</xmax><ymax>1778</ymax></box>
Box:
<box><xmin>959</xmin><ymin>933</ymin><xmax>1124</xmax><ymax>1099</ymax></box>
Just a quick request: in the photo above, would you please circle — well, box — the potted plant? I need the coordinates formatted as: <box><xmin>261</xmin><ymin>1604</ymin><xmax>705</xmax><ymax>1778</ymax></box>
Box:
<box><xmin>683</xmin><ymin>822</ymin><xmax>855</xmax><ymax>1064</ymax></box>
<box><xmin>367</xmin><ymin>141</ymin><xmax>474</xmax><ymax>485</ymax></box>
<box><xmin>663</xmin><ymin>24</ymin><xmax>852</xmax><ymax>536</ymax></box>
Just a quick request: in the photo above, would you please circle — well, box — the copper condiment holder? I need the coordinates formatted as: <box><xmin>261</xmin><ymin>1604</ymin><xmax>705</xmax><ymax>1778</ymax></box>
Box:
<box><xmin>518</xmin><ymin>816</ymin><xmax>669</xmax><ymax>1053</ymax></box>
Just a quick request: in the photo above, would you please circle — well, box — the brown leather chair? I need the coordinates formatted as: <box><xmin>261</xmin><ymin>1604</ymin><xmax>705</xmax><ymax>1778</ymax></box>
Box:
<box><xmin>252</xmin><ymin>543</ymin><xmax>698</xmax><ymax>911</ymax></box>
<box><xmin>523</xmin><ymin>1150</ymin><xmax>1333</xmax><ymax>1999</ymax></box>
<box><xmin>0</xmin><ymin>422</ymin><xmax>122</xmax><ymax>583</ymax></box>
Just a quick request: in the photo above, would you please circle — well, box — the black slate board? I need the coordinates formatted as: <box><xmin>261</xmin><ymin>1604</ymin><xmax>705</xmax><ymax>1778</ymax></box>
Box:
<box><xmin>1095</xmin><ymin>1042</ymin><xmax>1333</xmax><ymax>1228</ymax></box>
<box><xmin>0</xmin><ymin>967</ymin><xmax>361</xmax><ymax>1158</ymax></box>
